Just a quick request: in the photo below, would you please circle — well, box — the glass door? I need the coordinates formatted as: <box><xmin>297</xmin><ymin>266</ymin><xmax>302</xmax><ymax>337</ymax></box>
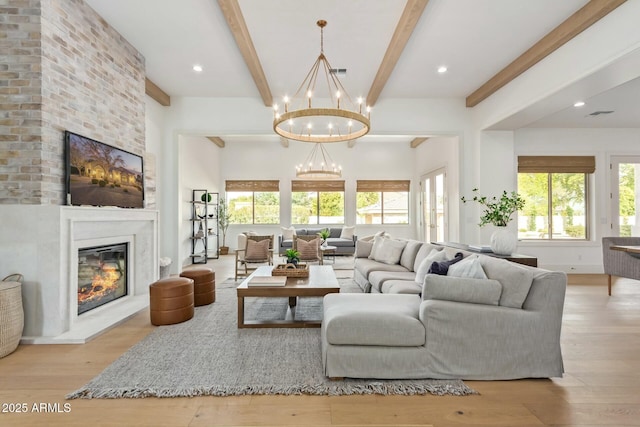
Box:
<box><xmin>611</xmin><ymin>156</ymin><xmax>640</xmax><ymax>236</ymax></box>
<box><xmin>421</xmin><ymin>168</ymin><xmax>447</xmax><ymax>243</ymax></box>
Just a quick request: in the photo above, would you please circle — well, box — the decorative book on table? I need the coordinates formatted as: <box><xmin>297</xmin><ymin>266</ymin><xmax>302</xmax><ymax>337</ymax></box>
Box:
<box><xmin>248</xmin><ymin>275</ymin><xmax>287</xmax><ymax>287</ymax></box>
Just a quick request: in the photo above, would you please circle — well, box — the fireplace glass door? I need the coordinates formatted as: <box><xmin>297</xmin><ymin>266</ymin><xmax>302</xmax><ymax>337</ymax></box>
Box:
<box><xmin>77</xmin><ymin>243</ymin><xmax>128</xmax><ymax>315</ymax></box>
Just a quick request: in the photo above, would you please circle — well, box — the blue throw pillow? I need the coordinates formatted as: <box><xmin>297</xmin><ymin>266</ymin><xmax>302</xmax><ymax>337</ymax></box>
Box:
<box><xmin>427</xmin><ymin>252</ymin><xmax>464</xmax><ymax>275</ymax></box>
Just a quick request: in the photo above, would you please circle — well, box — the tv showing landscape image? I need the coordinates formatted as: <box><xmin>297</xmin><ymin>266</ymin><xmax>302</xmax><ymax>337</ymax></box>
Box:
<box><xmin>65</xmin><ymin>131</ymin><xmax>144</xmax><ymax>208</ymax></box>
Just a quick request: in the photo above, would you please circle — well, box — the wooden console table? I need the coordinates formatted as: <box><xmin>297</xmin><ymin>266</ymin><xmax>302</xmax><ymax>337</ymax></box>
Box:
<box><xmin>436</xmin><ymin>242</ymin><xmax>538</xmax><ymax>267</ymax></box>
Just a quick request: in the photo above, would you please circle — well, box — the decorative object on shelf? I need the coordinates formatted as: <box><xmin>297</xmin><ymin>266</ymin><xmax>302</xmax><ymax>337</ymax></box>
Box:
<box><xmin>190</xmin><ymin>190</ymin><xmax>220</xmax><ymax>263</ymax></box>
<box><xmin>461</xmin><ymin>188</ymin><xmax>525</xmax><ymax>256</ymax></box>
<box><xmin>272</xmin><ymin>263</ymin><xmax>309</xmax><ymax>278</ymax></box>
<box><xmin>284</xmin><ymin>249</ymin><xmax>301</xmax><ymax>267</ymax></box>
<box><xmin>218</xmin><ymin>197</ymin><xmax>231</xmax><ymax>255</ymax></box>
<box><xmin>318</xmin><ymin>228</ymin><xmax>330</xmax><ymax>247</ymax></box>
<box><xmin>295</xmin><ymin>143</ymin><xmax>342</xmax><ymax>179</ymax></box>
<box><xmin>272</xmin><ymin>19</ymin><xmax>370</xmax><ymax>144</ymax></box>
<box><xmin>200</xmin><ymin>192</ymin><xmax>213</xmax><ymax>203</ymax></box>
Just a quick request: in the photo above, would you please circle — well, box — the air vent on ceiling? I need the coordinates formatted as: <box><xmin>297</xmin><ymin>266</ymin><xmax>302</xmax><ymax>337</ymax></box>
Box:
<box><xmin>329</xmin><ymin>68</ymin><xmax>347</xmax><ymax>77</ymax></box>
<box><xmin>588</xmin><ymin>110</ymin><xmax>614</xmax><ymax>116</ymax></box>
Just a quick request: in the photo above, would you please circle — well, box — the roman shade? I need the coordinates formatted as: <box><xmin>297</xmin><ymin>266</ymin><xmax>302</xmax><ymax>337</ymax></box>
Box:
<box><xmin>225</xmin><ymin>180</ymin><xmax>279</xmax><ymax>192</ymax></box>
<box><xmin>517</xmin><ymin>156</ymin><xmax>595</xmax><ymax>173</ymax></box>
<box><xmin>356</xmin><ymin>180</ymin><xmax>410</xmax><ymax>192</ymax></box>
<box><xmin>291</xmin><ymin>180</ymin><xmax>345</xmax><ymax>192</ymax></box>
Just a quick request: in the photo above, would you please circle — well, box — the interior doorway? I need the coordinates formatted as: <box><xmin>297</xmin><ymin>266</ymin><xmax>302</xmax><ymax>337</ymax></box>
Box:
<box><xmin>421</xmin><ymin>168</ymin><xmax>447</xmax><ymax>243</ymax></box>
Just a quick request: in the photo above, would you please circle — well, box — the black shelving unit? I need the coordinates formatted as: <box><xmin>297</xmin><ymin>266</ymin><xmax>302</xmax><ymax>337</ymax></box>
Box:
<box><xmin>190</xmin><ymin>189</ymin><xmax>219</xmax><ymax>263</ymax></box>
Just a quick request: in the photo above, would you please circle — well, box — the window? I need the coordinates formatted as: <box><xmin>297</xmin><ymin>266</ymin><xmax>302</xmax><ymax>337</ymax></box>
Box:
<box><xmin>291</xmin><ymin>180</ymin><xmax>344</xmax><ymax>224</ymax></box>
<box><xmin>356</xmin><ymin>180</ymin><xmax>410</xmax><ymax>224</ymax></box>
<box><xmin>517</xmin><ymin>156</ymin><xmax>594</xmax><ymax>240</ymax></box>
<box><xmin>226</xmin><ymin>180</ymin><xmax>279</xmax><ymax>224</ymax></box>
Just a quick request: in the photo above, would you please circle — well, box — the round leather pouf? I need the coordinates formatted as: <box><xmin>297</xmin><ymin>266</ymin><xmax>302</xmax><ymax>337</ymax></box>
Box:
<box><xmin>149</xmin><ymin>277</ymin><xmax>194</xmax><ymax>326</ymax></box>
<box><xmin>180</xmin><ymin>268</ymin><xmax>215</xmax><ymax>306</ymax></box>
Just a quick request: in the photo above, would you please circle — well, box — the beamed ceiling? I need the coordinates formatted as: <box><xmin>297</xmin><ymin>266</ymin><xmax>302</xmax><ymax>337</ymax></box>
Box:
<box><xmin>86</xmin><ymin>0</ymin><xmax>637</xmax><ymax>138</ymax></box>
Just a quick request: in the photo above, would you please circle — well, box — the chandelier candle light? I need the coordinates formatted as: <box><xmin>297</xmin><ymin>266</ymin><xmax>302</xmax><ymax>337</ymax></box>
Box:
<box><xmin>272</xmin><ymin>20</ymin><xmax>371</xmax><ymax>144</ymax></box>
<box><xmin>295</xmin><ymin>143</ymin><xmax>342</xmax><ymax>179</ymax></box>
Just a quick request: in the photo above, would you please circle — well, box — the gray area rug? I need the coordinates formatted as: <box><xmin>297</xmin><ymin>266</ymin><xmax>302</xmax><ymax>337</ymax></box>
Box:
<box><xmin>67</xmin><ymin>278</ymin><xmax>476</xmax><ymax>399</ymax></box>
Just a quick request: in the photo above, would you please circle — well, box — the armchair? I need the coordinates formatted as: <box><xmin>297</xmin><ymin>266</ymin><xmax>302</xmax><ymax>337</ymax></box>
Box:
<box><xmin>235</xmin><ymin>235</ymin><xmax>274</xmax><ymax>280</ymax></box>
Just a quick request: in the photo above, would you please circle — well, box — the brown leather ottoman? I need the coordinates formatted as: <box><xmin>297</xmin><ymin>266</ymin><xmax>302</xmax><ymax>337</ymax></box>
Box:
<box><xmin>149</xmin><ymin>277</ymin><xmax>194</xmax><ymax>326</ymax></box>
<box><xmin>180</xmin><ymin>268</ymin><xmax>215</xmax><ymax>306</ymax></box>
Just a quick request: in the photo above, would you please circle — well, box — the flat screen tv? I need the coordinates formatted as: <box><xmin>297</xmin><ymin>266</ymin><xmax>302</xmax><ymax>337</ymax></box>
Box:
<box><xmin>65</xmin><ymin>131</ymin><xmax>144</xmax><ymax>208</ymax></box>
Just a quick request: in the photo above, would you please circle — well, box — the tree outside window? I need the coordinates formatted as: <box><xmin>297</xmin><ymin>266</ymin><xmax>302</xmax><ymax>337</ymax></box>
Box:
<box><xmin>227</xmin><ymin>191</ymin><xmax>279</xmax><ymax>224</ymax></box>
<box><xmin>291</xmin><ymin>191</ymin><xmax>344</xmax><ymax>224</ymax></box>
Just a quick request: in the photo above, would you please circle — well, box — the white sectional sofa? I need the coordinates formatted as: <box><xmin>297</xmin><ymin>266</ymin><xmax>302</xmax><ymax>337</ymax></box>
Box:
<box><xmin>322</xmin><ymin>235</ymin><xmax>568</xmax><ymax>380</ymax></box>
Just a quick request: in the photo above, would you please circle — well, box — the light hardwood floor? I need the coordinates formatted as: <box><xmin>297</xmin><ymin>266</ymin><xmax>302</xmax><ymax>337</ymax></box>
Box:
<box><xmin>1</xmin><ymin>256</ymin><xmax>639</xmax><ymax>427</ymax></box>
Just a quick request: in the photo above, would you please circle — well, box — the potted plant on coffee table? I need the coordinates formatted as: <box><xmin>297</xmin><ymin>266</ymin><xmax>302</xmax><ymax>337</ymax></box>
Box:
<box><xmin>285</xmin><ymin>249</ymin><xmax>301</xmax><ymax>267</ymax></box>
<box><xmin>461</xmin><ymin>188</ymin><xmax>525</xmax><ymax>255</ymax></box>
<box><xmin>217</xmin><ymin>197</ymin><xmax>232</xmax><ymax>255</ymax></box>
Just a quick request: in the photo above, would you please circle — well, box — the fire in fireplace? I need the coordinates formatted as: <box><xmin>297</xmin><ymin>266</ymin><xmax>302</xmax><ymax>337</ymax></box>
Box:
<box><xmin>77</xmin><ymin>243</ymin><xmax>128</xmax><ymax>315</ymax></box>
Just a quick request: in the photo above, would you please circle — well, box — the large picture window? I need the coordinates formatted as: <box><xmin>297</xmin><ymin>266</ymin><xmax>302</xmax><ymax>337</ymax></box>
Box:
<box><xmin>356</xmin><ymin>180</ymin><xmax>410</xmax><ymax>224</ymax></box>
<box><xmin>226</xmin><ymin>180</ymin><xmax>279</xmax><ymax>224</ymax></box>
<box><xmin>517</xmin><ymin>156</ymin><xmax>594</xmax><ymax>240</ymax></box>
<box><xmin>291</xmin><ymin>180</ymin><xmax>344</xmax><ymax>225</ymax></box>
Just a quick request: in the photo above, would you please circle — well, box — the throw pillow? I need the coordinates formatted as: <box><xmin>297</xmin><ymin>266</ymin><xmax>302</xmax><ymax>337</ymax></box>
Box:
<box><xmin>368</xmin><ymin>234</ymin><xmax>389</xmax><ymax>260</ymax></box>
<box><xmin>400</xmin><ymin>240</ymin><xmax>422</xmax><ymax>271</ymax></box>
<box><xmin>281</xmin><ymin>226</ymin><xmax>296</xmax><ymax>241</ymax></box>
<box><xmin>448</xmin><ymin>255</ymin><xmax>488</xmax><ymax>279</ymax></box>
<box><xmin>373</xmin><ymin>239</ymin><xmax>407</xmax><ymax>265</ymax></box>
<box><xmin>245</xmin><ymin>239</ymin><xmax>270</xmax><ymax>261</ymax></box>
<box><xmin>340</xmin><ymin>226</ymin><xmax>355</xmax><ymax>239</ymax></box>
<box><xmin>355</xmin><ymin>239</ymin><xmax>374</xmax><ymax>258</ymax></box>
<box><xmin>415</xmin><ymin>248</ymin><xmax>448</xmax><ymax>284</ymax></box>
<box><xmin>297</xmin><ymin>237</ymin><xmax>320</xmax><ymax>260</ymax></box>
<box><xmin>479</xmin><ymin>256</ymin><xmax>534</xmax><ymax>308</ymax></box>
<box><xmin>423</xmin><ymin>275</ymin><xmax>502</xmax><ymax>306</ymax></box>
<box><xmin>428</xmin><ymin>252</ymin><xmax>464</xmax><ymax>275</ymax></box>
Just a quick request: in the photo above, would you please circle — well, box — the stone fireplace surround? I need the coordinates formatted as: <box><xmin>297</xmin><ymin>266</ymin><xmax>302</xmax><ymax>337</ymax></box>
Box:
<box><xmin>0</xmin><ymin>206</ymin><xmax>158</xmax><ymax>344</ymax></box>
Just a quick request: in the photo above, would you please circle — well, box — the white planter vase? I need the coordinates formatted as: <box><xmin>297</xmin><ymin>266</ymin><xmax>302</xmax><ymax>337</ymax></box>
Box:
<box><xmin>490</xmin><ymin>227</ymin><xmax>517</xmax><ymax>255</ymax></box>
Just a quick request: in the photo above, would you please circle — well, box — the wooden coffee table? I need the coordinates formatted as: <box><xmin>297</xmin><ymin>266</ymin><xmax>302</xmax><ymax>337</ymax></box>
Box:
<box><xmin>237</xmin><ymin>265</ymin><xmax>340</xmax><ymax>328</ymax></box>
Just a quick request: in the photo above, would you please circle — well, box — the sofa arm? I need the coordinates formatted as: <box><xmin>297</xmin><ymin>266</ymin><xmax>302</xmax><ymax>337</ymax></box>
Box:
<box><xmin>419</xmin><ymin>299</ymin><xmax>564</xmax><ymax>379</ymax></box>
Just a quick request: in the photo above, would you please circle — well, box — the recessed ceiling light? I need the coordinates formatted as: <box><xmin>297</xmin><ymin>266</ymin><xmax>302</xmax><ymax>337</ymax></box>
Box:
<box><xmin>573</xmin><ymin>101</ymin><xmax>585</xmax><ymax>107</ymax></box>
<box><xmin>437</xmin><ymin>66</ymin><xmax>448</xmax><ymax>73</ymax></box>
<box><xmin>193</xmin><ymin>64</ymin><xmax>203</xmax><ymax>72</ymax></box>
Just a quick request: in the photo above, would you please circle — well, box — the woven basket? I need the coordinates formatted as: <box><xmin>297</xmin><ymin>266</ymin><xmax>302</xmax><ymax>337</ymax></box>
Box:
<box><xmin>0</xmin><ymin>281</ymin><xmax>24</xmax><ymax>358</ymax></box>
<box><xmin>271</xmin><ymin>263</ymin><xmax>309</xmax><ymax>278</ymax></box>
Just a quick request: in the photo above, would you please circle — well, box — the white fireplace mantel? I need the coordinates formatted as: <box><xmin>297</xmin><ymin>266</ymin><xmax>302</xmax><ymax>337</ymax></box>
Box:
<box><xmin>0</xmin><ymin>205</ymin><xmax>159</xmax><ymax>344</ymax></box>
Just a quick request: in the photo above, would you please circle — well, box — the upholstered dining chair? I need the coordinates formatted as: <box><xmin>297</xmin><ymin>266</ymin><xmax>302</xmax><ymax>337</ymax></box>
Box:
<box><xmin>235</xmin><ymin>235</ymin><xmax>274</xmax><ymax>280</ymax></box>
<box><xmin>293</xmin><ymin>235</ymin><xmax>322</xmax><ymax>265</ymax></box>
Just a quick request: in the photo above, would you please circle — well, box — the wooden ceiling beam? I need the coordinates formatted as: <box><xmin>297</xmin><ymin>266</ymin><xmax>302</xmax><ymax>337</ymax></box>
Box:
<box><xmin>218</xmin><ymin>0</ymin><xmax>273</xmax><ymax>106</ymax></box>
<box><xmin>410</xmin><ymin>137</ymin><xmax>428</xmax><ymax>148</ymax></box>
<box><xmin>145</xmin><ymin>77</ymin><xmax>170</xmax><ymax>106</ymax></box>
<box><xmin>206</xmin><ymin>136</ymin><xmax>225</xmax><ymax>148</ymax></box>
<box><xmin>465</xmin><ymin>0</ymin><xmax>627</xmax><ymax>108</ymax></box>
<box><xmin>366</xmin><ymin>0</ymin><xmax>430</xmax><ymax>106</ymax></box>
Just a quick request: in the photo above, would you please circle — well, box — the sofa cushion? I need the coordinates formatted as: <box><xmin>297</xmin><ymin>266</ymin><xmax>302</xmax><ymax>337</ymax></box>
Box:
<box><xmin>373</xmin><ymin>238</ymin><xmax>407</xmax><ymax>265</ymax></box>
<box><xmin>428</xmin><ymin>252</ymin><xmax>464</xmax><ymax>275</ymax></box>
<box><xmin>413</xmin><ymin>243</ymin><xmax>443</xmax><ymax>272</ymax></box>
<box><xmin>415</xmin><ymin>249</ymin><xmax>448</xmax><ymax>284</ymax></box>
<box><xmin>281</xmin><ymin>226</ymin><xmax>296</xmax><ymax>240</ymax></box>
<box><xmin>354</xmin><ymin>258</ymin><xmax>410</xmax><ymax>278</ymax></box>
<box><xmin>280</xmin><ymin>239</ymin><xmax>293</xmax><ymax>249</ymax></box>
<box><xmin>323</xmin><ymin>294</ymin><xmax>424</xmax><ymax>346</ymax></box>
<box><xmin>340</xmin><ymin>226</ymin><xmax>355</xmax><ymax>239</ymax></box>
<box><xmin>328</xmin><ymin>228</ymin><xmax>342</xmax><ymax>238</ymax></box>
<box><xmin>448</xmin><ymin>254</ymin><xmax>487</xmax><ymax>279</ymax></box>
<box><xmin>380</xmin><ymin>279</ymin><xmax>421</xmax><ymax>294</ymax></box>
<box><xmin>423</xmin><ymin>275</ymin><xmax>502</xmax><ymax>306</ymax></box>
<box><xmin>355</xmin><ymin>239</ymin><xmax>374</xmax><ymax>258</ymax></box>
<box><xmin>479</xmin><ymin>256</ymin><xmax>534</xmax><ymax>308</ymax></box>
<box><xmin>400</xmin><ymin>240</ymin><xmax>423</xmax><ymax>271</ymax></box>
<box><xmin>369</xmin><ymin>270</ymin><xmax>416</xmax><ymax>292</ymax></box>
<box><xmin>327</xmin><ymin>237</ymin><xmax>356</xmax><ymax>247</ymax></box>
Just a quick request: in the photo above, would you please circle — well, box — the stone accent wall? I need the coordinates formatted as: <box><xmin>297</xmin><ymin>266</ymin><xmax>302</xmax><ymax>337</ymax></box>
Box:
<box><xmin>0</xmin><ymin>0</ymin><xmax>153</xmax><ymax>206</ymax></box>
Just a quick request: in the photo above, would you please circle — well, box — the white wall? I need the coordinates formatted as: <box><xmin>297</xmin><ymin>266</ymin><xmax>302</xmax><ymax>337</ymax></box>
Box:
<box><xmin>178</xmin><ymin>135</ymin><xmax>222</xmax><ymax>267</ymax></box>
<box><xmin>514</xmin><ymin>128</ymin><xmax>640</xmax><ymax>272</ymax></box>
<box><xmin>145</xmin><ymin>96</ymin><xmax>168</xmax><ymax>255</ymax></box>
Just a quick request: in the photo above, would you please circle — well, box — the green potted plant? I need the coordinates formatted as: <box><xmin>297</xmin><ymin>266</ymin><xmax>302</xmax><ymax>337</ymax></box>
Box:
<box><xmin>317</xmin><ymin>228</ymin><xmax>330</xmax><ymax>247</ymax></box>
<box><xmin>217</xmin><ymin>197</ymin><xmax>232</xmax><ymax>255</ymax></box>
<box><xmin>461</xmin><ymin>188</ymin><xmax>525</xmax><ymax>255</ymax></box>
<box><xmin>285</xmin><ymin>249</ymin><xmax>300</xmax><ymax>266</ymax></box>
